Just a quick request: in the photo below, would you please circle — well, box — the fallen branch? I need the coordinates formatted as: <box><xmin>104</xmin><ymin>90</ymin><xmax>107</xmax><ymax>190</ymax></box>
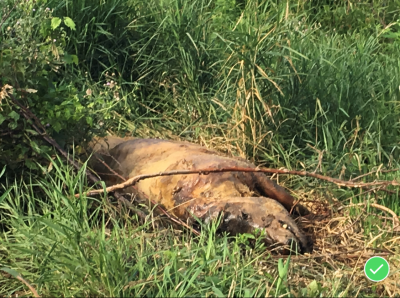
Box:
<box><xmin>75</xmin><ymin>166</ymin><xmax>400</xmax><ymax>198</ymax></box>
<box><xmin>4</xmin><ymin>83</ymin><xmax>199</xmax><ymax>235</ymax></box>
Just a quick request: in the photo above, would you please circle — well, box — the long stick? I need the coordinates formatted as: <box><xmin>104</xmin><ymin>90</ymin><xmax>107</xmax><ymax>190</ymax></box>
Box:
<box><xmin>75</xmin><ymin>166</ymin><xmax>400</xmax><ymax>198</ymax></box>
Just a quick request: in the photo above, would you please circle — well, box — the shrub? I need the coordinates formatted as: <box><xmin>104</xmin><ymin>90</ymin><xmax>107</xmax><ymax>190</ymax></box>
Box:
<box><xmin>0</xmin><ymin>1</ymin><xmax>113</xmax><ymax>173</ymax></box>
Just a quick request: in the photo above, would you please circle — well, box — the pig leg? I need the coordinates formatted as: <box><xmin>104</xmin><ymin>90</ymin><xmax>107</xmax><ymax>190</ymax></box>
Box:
<box><xmin>252</xmin><ymin>173</ymin><xmax>310</xmax><ymax>216</ymax></box>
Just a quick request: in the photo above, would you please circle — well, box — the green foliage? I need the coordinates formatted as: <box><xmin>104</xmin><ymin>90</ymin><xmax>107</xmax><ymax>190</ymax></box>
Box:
<box><xmin>0</xmin><ymin>1</ymin><xmax>112</xmax><ymax>172</ymax></box>
<box><xmin>0</xmin><ymin>1</ymin><xmax>398</xmax><ymax>174</ymax></box>
<box><xmin>276</xmin><ymin>256</ymin><xmax>290</xmax><ymax>296</ymax></box>
<box><xmin>1</xmin><ymin>157</ymin><xmax>396</xmax><ymax>296</ymax></box>
<box><xmin>304</xmin><ymin>0</ymin><xmax>400</xmax><ymax>35</ymax></box>
<box><xmin>0</xmin><ymin>158</ymin><xmax>276</xmax><ymax>296</ymax></box>
<box><xmin>47</xmin><ymin>0</ymin><xmax>400</xmax><ymax>179</ymax></box>
<box><xmin>1</xmin><ymin>0</ymin><xmax>400</xmax><ymax>296</ymax></box>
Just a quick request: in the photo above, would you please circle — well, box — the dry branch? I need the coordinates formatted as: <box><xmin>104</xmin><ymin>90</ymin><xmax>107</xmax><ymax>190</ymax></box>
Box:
<box><xmin>5</xmin><ymin>84</ymin><xmax>200</xmax><ymax>235</ymax></box>
<box><xmin>15</xmin><ymin>273</ymin><xmax>40</xmax><ymax>298</ymax></box>
<box><xmin>75</xmin><ymin>166</ymin><xmax>400</xmax><ymax>198</ymax></box>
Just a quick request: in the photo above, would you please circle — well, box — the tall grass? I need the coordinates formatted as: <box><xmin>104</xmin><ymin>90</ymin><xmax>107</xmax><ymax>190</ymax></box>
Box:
<box><xmin>2</xmin><ymin>0</ymin><xmax>400</xmax><ymax>296</ymax></box>
<box><xmin>46</xmin><ymin>0</ymin><xmax>400</xmax><ymax>171</ymax></box>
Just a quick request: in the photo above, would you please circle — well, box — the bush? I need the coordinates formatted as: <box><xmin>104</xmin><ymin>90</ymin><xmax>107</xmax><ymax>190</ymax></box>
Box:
<box><xmin>0</xmin><ymin>1</ymin><xmax>113</xmax><ymax>172</ymax></box>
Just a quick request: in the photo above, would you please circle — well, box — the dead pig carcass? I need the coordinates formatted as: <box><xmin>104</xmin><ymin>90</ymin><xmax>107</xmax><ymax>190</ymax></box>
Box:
<box><xmin>89</xmin><ymin>137</ymin><xmax>313</xmax><ymax>254</ymax></box>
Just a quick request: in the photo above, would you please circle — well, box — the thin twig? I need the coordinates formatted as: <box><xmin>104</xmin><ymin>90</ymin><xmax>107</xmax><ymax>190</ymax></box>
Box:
<box><xmin>75</xmin><ymin>166</ymin><xmax>400</xmax><ymax>198</ymax></box>
<box><xmin>16</xmin><ymin>274</ymin><xmax>40</xmax><ymax>298</ymax></box>
<box><xmin>350</xmin><ymin>168</ymin><xmax>400</xmax><ymax>181</ymax></box>
<box><xmin>95</xmin><ymin>156</ymin><xmax>126</xmax><ymax>182</ymax></box>
<box><xmin>3</xmin><ymin>84</ymin><xmax>150</xmax><ymax>222</ymax></box>
<box><xmin>5</xmin><ymin>84</ymin><xmax>198</xmax><ymax>234</ymax></box>
<box><xmin>7</xmin><ymin>90</ymin><xmax>100</xmax><ymax>183</ymax></box>
<box><xmin>271</xmin><ymin>247</ymin><xmax>393</xmax><ymax>260</ymax></box>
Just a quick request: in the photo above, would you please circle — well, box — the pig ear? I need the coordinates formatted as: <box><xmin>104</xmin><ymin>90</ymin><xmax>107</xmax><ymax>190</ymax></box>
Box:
<box><xmin>261</xmin><ymin>214</ymin><xmax>275</xmax><ymax>227</ymax></box>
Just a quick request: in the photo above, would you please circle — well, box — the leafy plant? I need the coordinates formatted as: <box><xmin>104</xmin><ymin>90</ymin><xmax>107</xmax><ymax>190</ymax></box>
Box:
<box><xmin>0</xmin><ymin>1</ymin><xmax>113</xmax><ymax>172</ymax></box>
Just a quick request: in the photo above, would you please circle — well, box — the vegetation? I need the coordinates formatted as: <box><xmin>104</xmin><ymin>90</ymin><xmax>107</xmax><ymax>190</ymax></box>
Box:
<box><xmin>1</xmin><ymin>0</ymin><xmax>400</xmax><ymax>296</ymax></box>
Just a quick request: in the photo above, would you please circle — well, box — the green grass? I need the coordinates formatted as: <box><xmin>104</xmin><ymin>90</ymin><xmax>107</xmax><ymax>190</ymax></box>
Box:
<box><xmin>1</xmin><ymin>0</ymin><xmax>400</xmax><ymax>296</ymax></box>
<box><xmin>43</xmin><ymin>0</ymin><xmax>400</xmax><ymax>172</ymax></box>
<box><xmin>0</xmin><ymin>160</ymin><xmax>308</xmax><ymax>297</ymax></box>
<box><xmin>1</xmin><ymin>159</ymin><xmax>398</xmax><ymax>297</ymax></box>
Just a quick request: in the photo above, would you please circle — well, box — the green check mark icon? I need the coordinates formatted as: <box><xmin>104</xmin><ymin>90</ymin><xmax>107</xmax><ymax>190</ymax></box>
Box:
<box><xmin>364</xmin><ymin>257</ymin><xmax>390</xmax><ymax>282</ymax></box>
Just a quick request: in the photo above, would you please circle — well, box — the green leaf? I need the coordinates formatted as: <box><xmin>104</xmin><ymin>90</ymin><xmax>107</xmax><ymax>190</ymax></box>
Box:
<box><xmin>0</xmin><ymin>114</ymin><xmax>6</xmax><ymax>125</ymax></box>
<box><xmin>0</xmin><ymin>165</ymin><xmax>6</xmax><ymax>178</ymax></box>
<box><xmin>63</xmin><ymin>17</ymin><xmax>76</xmax><ymax>30</ymax></box>
<box><xmin>1</xmin><ymin>267</ymin><xmax>20</xmax><ymax>279</ymax></box>
<box><xmin>0</xmin><ymin>187</ymin><xmax>11</xmax><ymax>205</ymax></box>
<box><xmin>242</xmin><ymin>233</ymin><xmax>255</xmax><ymax>239</ymax></box>
<box><xmin>278</xmin><ymin>258</ymin><xmax>284</xmax><ymax>276</ymax></box>
<box><xmin>71</xmin><ymin>55</ymin><xmax>79</xmax><ymax>65</ymax></box>
<box><xmin>39</xmin><ymin>218</ymin><xmax>68</xmax><ymax>236</ymax></box>
<box><xmin>26</xmin><ymin>129</ymin><xmax>39</xmax><ymax>135</ymax></box>
<box><xmin>64</xmin><ymin>54</ymin><xmax>79</xmax><ymax>65</ymax></box>
<box><xmin>25</xmin><ymin>159</ymin><xmax>38</xmax><ymax>170</ymax></box>
<box><xmin>30</xmin><ymin>140</ymin><xmax>41</xmax><ymax>153</ymax></box>
<box><xmin>307</xmin><ymin>280</ymin><xmax>319</xmax><ymax>296</ymax></box>
<box><xmin>339</xmin><ymin>108</ymin><xmax>350</xmax><ymax>117</ymax></box>
<box><xmin>8</xmin><ymin>111</ymin><xmax>20</xmax><ymax>121</ymax></box>
<box><xmin>51</xmin><ymin>17</ymin><xmax>62</xmax><ymax>30</ymax></box>
<box><xmin>276</xmin><ymin>256</ymin><xmax>290</xmax><ymax>296</ymax></box>
<box><xmin>86</xmin><ymin>116</ymin><xmax>93</xmax><ymax>126</ymax></box>
<box><xmin>40</xmin><ymin>19</ymin><xmax>52</xmax><ymax>37</ymax></box>
<box><xmin>382</xmin><ymin>32</ymin><xmax>400</xmax><ymax>39</ymax></box>
<box><xmin>244</xmin><ymin>289</ymin><xmax>252</xmax><ymax>297</ymax></box>
<box><xmin>212</xmin><ymin>287</ymin><xmax>225</xmax><ymax>298</ymax></box>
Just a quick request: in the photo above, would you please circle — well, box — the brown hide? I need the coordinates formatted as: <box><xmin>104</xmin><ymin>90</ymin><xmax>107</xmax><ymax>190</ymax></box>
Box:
<box><xmin>89</xmin><ymin>136</ymin><xmax>313</xmax><ymax>254</ymax></box>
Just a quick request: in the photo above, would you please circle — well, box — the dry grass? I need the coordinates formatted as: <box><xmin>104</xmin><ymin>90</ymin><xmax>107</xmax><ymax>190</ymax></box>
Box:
<box><xmin>287</xmin><ymin>189</ymin><xmax>400</xmax><ymax>297</ymax></box>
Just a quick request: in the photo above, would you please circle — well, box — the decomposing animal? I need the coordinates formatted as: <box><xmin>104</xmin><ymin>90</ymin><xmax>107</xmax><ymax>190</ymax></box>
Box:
<box><xmin>88</xmin><ymin>136</ymin><xmax>313</xmax><ymax>254</ymax></box>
